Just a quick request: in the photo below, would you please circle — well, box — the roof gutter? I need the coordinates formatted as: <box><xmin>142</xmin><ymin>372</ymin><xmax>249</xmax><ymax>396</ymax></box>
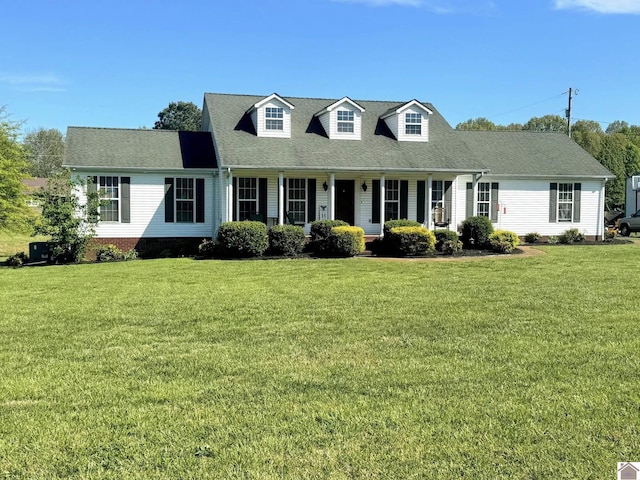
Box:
<box><xmin>222</xmin><ymin>165</ymin><xmax>491</xmax><ymax>175</ymax></box>
<box><xmin>64</xmin><ymin>165</ymin><xmax>217</xmax><ymax>173</ymax></box>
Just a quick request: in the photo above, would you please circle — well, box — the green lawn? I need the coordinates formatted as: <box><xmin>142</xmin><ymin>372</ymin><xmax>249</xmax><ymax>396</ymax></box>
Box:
<box><xmin>1</xmin><ymin>245</ymin><xmax>639</xmax><ymax>478</ymax></box>
<box><xmin>0</xmin><ymin>232</ymin><xmax>49</xmax><ymax>261</ymax></box>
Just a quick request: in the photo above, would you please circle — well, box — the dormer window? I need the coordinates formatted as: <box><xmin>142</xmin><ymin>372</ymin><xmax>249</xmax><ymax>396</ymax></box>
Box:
<box><xmin>247</xmin><ymin>94</ymin><xmax>294</xmax><ymax>138</ymax></box>
<box><xmin>337</xmin><ymin>110</ymin><xmax>354</xmax><ymax>133</ymax></box>
<box><xmin>265</xmin><ymin>107</ymin><xmax>284</xmax><ymax>130</ymax></box>
<box><xmin>405</xmin><ymin>113</ymin><xmax>422</xmax><ymax>135</ymax></box>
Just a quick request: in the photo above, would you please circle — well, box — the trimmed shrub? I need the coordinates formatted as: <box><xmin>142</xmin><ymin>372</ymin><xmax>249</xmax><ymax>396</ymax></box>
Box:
<box><xmin>548</xmin><ymin>235</ymin><xmax>559</xmax><ymax>245</ymax></box>
<box><xmin>459</xmin><ymin>216</ymin><xmax>494</xmax><ymax>249</ymax></box>
<box><xmin>387</xmin><ymin>226</ymin><xmax>435</xmax><ymax>257</ymax></box>
<box><xmin>524</xmin><ymin>232</ymin><xmax>540</xmax><ymax>244</ymax></box>
<box><xmin>310</xmin><ymin>219</ymin><xmax>349</xmax><ymax>254</ymax></box>
<box><xmin>123</xmin><ymin>249</ymin><xmax>138</xmax><ymax>261</ymax></box>
<box><xmin>434</xmin><ymin>229</ymin><xmax>459</xmax><ymax>252</ymax></box>
<box><xmin>268</xmin><ymin>225</ymin><xmax>306</xmax><ymax>256</ymax></box>
<box><xmin>322</xmin><ymin>226</ymin><xmax>365</xmax><ymax>257</ymax></box>
<box><xmin>441</xmin><ymin>239</ymin><xmax>463</xmax><ymax>255</ymax></box>
<box><xmin>95</xmin><ymin>244</ymin><xmax>124</xmax><ymax>262</ymax></box>
<box><xmin>559</xmin><ymin>228</ymin><xmax>585</xmax><ymax>244</ymax></box>
<box><xmin>216</xmin><ymin>221</ymin><xmax>268</xmax><ymax>258</ymax></box>
<box><xmin>383</xmin><ymin>219</ymin><xmax>422</xmax><ymax>237</ymax></box>
<box><xmin>489</xmin><ymin>230</ymin><xmax>520</xmax><ymax>254</ymax></box>
<box><xmin>198</xmin><ymin>239</ymin><xmax>218</xmax><ymax>258</ymax></box>
<box><xmin>6</xmin><ymin>252</ymin><xmax>28</xmax><ymax>268</ymax></box>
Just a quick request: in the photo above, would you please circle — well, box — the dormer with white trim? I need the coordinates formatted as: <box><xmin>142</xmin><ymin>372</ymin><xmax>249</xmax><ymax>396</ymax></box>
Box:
<box><xmin>314</xmin><ymin>97</ymin><xmax>365</xmax><ymax>140</ymax></box>
<box><xmin>248</xmin><ymin>93</ymin><xmax>295</xmax><ymax>138</ymax></box>
<box><xmin>380</xmin><ymin>100</ymin><xmax>433</xmax><ymax>142</ymax></box>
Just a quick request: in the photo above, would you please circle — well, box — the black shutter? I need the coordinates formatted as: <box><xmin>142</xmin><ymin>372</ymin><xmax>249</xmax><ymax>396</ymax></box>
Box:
<box><xmin>549</xmin><ymin>183</ymin><xmax>557</xmax><ymax>222</ymax></box>
<box><xmin>372</xmin><ymin>179</ymin><xmax>380</xmax><ymax>224</ymax></box>
<box><xmin>466</xmin><ymin>182</ymin><xmax>474</xmax><ymax>218</ymax></box>
<box><xmin>164</xmin><ymin>178</ymin><xmax>174</xmax><ymax>223</ymax></box>
<box><xmin>307</xmin><ymin>178</ymin><xmax>316</xmax><ymax>222</ymax></box>
<box><xmin>196</xmin><ymin>178</ymin><xmax>205</xmax><ymax>223</ymax></box>
<box><xmin>88</xmin><ymin>176</ymin><xmax>98</xmax><ymax>222</ymax></box>
<box><xmin>121</xmin><ymin>177</ymin><xmax>130</xmax><ymax>223</ymax></box>
<box><xmin>259</xmin><ymin>178</ymin><xmax>268</xmax><ymax>223</ymax></box>
<box><xmin>417</xmin><ymin>181</ymin><xmax>425</xmax><ymax>223</ymax></box>
<box><xmin>490</xmin><ymin>182</ymin><xmax>499</xmax><ymax>222</ymax></box>
<box><xmin>400</xmin><ymin>180</ymin><xmax>409</xmax><ymax>219</ymax></box>
<box><xmin>232</xmin><ymin>177</ymin><xmax>238</xmax><ymax>221</ymax></box>
<box><xmin>573</xmin><ymin>183</ymin><xmax>581</xmax><ymax>222</ymax></box>
<box><xmin>444</xmin><ymin>181</ymin><xmax>453</xmax><ymax>224</ymax></box>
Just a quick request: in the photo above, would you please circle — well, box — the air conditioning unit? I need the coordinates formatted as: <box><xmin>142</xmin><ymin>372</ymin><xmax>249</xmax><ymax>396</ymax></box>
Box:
<box><xmin>633</xmin><ymin>176</ymin><xmax>640</xmax><ymax>190</ymax></box>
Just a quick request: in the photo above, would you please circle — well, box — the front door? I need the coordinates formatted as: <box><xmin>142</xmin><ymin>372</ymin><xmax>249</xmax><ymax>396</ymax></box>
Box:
<box><xmin>335</xmin><ymin>180</ymin><xmax>355</xmax><ymax>225</ymax></box>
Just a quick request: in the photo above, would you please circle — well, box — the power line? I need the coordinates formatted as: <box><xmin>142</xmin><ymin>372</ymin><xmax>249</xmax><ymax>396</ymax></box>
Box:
<box><xmin>488</xmin><ymin>92</ymin><xmax>567</xmax><ymax>120</ymax></box>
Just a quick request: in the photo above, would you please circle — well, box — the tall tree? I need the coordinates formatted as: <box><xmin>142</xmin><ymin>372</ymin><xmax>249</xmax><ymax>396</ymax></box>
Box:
<box><xmin>0</xmin><ymin>107</ymin><xmax>34</xmax><ymax>232</ymax></box>
<box><xmin>571</xmin><ymin>120</ymin><xmax>604</xmax><ymax>158</ymax></box>
<box><xmin>23</xmin><ymin>127</ymin><xmax>65</xmax><ymax>177</ymax></box>
<box><xmin>455</xmin><ymin>117</ymin><xmax>499</xmax><ymax>131</ymax></box>
<box><xmin>153</xmin><ymin>101</ymin><xmax>202</xmax><ymax>131</ymax></box>
<box><xmin>605</xmin><ymin>120</ymin><xmax>629</xmax><ymax>135</ymax></box>
<box><xmin>522</xmin><ymin>115</ymin><xmax>567</xmax><ymax>133</ymax></box>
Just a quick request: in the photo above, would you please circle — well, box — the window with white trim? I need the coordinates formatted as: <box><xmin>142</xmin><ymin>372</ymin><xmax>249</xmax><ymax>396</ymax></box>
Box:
<box><xmin>337</xmin><ymin>110</ymin><xmax>354</xmax><ymax>133</ymax></box>
<box><xmin>477</xmin><ymin>182</ymin><xmax>490</xmax><ymax>217</ymax></box>
<box><xmin>265</xmin><ymin>107</ymin><xmax>283</xmax><ymax>130</ymax></box>
<box><xmin>99</xmin><ymin>176</ymin><xmax>119</xmax><ymax>222</ymax></box>
<box><xmin>431</xmin><ymin>180</ymin><xmax>443</xmax><ymax>210</ymax></box>
<box><xmin>287</xmin><ymin>178</ymin><xmax>306</xmax><ymax>223</ymax></box>
<box><xmin>405</xmin><ymin>113</ymin><xmax>422</xmax><ymax>135</ymax></box>
<box><xmin>385</xmin><ymin>179</ymin><xmax>399</xmax><ymax>221</ymax></box>
<box><xmin>176</xmin><ymin>178</ymin><xmax>194</xmax><ymax>223</ymax></box>
<box><xmin>558</xmin><ymin>183</ymin><xmax>573</xmax><ymax>222</ymax></box>
<box><xmin>238</xmin><ymin>177</ymin><xmax>258</xmax><ymax>221</ymax></box>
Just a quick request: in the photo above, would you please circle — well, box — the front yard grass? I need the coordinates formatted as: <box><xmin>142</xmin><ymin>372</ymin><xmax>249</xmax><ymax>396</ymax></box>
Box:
<box><xmin>0</xmin><ymin>244</ymin><xmax>639</xmax><ymax>478</ymax></box>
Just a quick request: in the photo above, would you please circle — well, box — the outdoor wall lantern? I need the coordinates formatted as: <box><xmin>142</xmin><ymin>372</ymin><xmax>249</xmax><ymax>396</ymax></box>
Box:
<box><xmin>361</xmin><ymin>181</ymin><xmax>368</xmax><ymax>192</ymax></box>
<box><xmin>323</xmin><ymin>181</ymin><xmax>328</xmax><ymax>191</ymax></box>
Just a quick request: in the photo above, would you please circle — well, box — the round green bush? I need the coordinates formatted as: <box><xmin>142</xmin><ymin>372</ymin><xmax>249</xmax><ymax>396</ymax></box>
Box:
<box><xmin>433</xmin><ymin>229</ymin><xmax>459</xmax><ymax>252</ymax></box>
<box><xmin>310</xmin><ymin>219</ymin><xmax>349</xmax><ymax>254</ymax></box>
<box><xmin>559</xmin><ymin>228</ymin><xmax>585</xmax><ymax>244</ymax></box>
<box><xmin>216</xmin><ymin>221</ymin><xmax>268</xmax><ymax>257</ymax></box>
<box><xmin>198</xmin><ymin>239</ymin><xmax>218</xmax><ymax>258</ymax></box>
<box><xmin>459</xmin><ymin>216</ymin><xmax>494</xmax><ymax>249</ymax></box>
<box><xmin>524</xmin><ymin>232</ymin><xmax>540</xmax><ymax>244</ymax></box>
<box><xmin>386</xmin><ymin>226</ymin><xmax>435</xmax><ymax>256</ymax></box>
<box><xmin>441</xmin><ymin>238</ymin><xmax>463</xmax><ymax>255</ymax></box>
<box><xmin>322</xmin><ymin>226</ymin><xmax>365</xmax><ymax>257</ymax></box>
<box><xmin>268</xmin><ymin>225</ymin><xmax>306</xmax><ymax>256</ymax></box>
<box><xmin>95</xmin><ymin>244</ymin><xmax>124</xmax><ymax>262</ymax></box>
<box><xmin>489</xmin><ymin>230</ymin><xmax>520</xmax><ymax>253</ymax></box>
<box><xmin>383</xmin><ymin>219</ymin><xmax>422</xmax><ymax>237</ymax></box>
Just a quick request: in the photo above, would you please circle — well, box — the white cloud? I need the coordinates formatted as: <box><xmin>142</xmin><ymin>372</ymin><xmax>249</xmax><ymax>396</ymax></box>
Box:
<box><xmin>554</xmin><ymin>0</ymin><xmax>640</xmax><ymax>14</ymax></box>
<box><xmin>0</xmin><ymin>73</ymin><xmax>66</xmax><ymax>92</ymax></box>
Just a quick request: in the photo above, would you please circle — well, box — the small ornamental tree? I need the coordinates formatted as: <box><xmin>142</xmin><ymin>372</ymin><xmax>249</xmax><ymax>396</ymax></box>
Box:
<box><xmin>458</xmin><ymin>215</ymin><xmax>494</xmax><ymax>249</ymax></box>
<box><xmin>34</xmin><ymin>174</ymin><xmax>99</xmax><ymax>263</ymax></box>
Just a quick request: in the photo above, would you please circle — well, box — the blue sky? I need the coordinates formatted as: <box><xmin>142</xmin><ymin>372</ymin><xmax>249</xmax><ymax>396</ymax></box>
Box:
<box><xmin>2</xmin><ymin>0</ymin><xmax>639</xmax><ymax>134</ymax></box>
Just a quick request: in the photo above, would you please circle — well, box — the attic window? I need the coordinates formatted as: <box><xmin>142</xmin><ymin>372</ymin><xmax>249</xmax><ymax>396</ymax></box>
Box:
<box><xmin>265</xmin><ymin>107</ymin><xmax>284</xmax><ymax>130</ymax></box>
<box><xmin>405</xmin><ymin>113</ymin><xmax>422</xmax><ymax>135</ymax></box>
<box><xmin>337</xmin><ymin>110</ymin><xmax>354</xmax><ymax>133</ymax></box>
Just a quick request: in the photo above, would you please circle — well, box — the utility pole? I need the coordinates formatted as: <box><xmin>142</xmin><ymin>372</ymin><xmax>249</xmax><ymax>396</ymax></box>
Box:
<box><xmin>565</xmin><ymin>87</ymin><xmax>574</xmax><ymax>138</ymax></box>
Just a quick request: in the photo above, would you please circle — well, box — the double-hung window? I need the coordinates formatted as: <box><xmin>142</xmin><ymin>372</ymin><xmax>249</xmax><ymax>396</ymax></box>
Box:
<box><xmin>287</xmin><ymin>178</ymin><xmax>306</xmax><ymax>223</ymax></box>
<box><xmin>265</xmin><ymin>107</ymin><xmax>283</xmax><ymax>130</ymax></box>
<box><xmin>405</xmin><ymin>113</ymin><xmax>422</xmax><ymax>135</ymax></box>
<box><xmin>558</xmin><ymin>183</ymin><xmax>574</xmax><ymax>222</ymax></box>
<box><xmin>476</xmin><ymin>182</ymin><xmax>491</xmax><ymax>217</ymax></box>
<box><xmin>385</xmin><ymin>179</ymin><xmax>400</xmax><ymax>221</ymax></box>
<box><xmin>99</xmin><ymin>176</ymin><xmax>119</xmax><ymax>221</ymax></box>
<box><xmin>176</xmin><ymin>178</ymin><xmax>194</xmax><ymax>223</ymax></box>
<box><xmin>337</xmin><ymin>110</ymin><xmax>354</xmax><ymax>133</ymax></box>
<box><xmin>238</xmin><ymin>177</ymin><xmax>258</xmax><ymax>221</ymax></box>
<box><xmin>431</xmin><ymin>180</ymin><xmax>444</xmax><ymax>210</ymax></box>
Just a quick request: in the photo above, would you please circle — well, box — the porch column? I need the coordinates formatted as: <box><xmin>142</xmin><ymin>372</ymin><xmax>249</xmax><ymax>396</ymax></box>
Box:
<box><xmin>227</xmin><ymin>169</ymin><xmax>233</xmax><ymax>222</ymax></box>
<box><xmin>426</xmin><ymin>175</ymin><xmax>433</xmax><ymax>228</ymax></box>
<box><xmin>278</xmin><ymin>172</ymin><xmax>284</xmax><ymax>225</ymax></box>
<box><xmin>472</xmin><ymin>174</ymin><xmax>480</xmax><ymax>216</ymax></box>
<box><xmin>329</xmin><ymin>173</ymin><xmax>335</xmax><ymax>220</ymax></box>
<box><xmin>379</xmin><ymin>174</ymin><xmax>385</xmax><ymax>236</ymax></box>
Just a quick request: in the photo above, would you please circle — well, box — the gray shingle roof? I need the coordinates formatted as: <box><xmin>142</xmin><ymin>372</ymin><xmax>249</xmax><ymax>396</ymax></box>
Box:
<box><xmin>63</xmin><ymin>127</ymin><xmax>217</xmax><ymax>170</ymax></box>
<box><xmin>203</xmin><ymin>93</ymin><xmax>487</xmax><ymax>172</ymax></box>
<box><xmin>456</xmin><ymin>131</ymin><xmax>615</xmax><ymax>178</ymax></box>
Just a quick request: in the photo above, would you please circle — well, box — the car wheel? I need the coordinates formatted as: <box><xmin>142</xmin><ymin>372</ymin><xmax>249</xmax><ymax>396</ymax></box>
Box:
<box><xmin>620</xmin><ymin>224</ymin><xmax>631</xmax><ymax>236</ymax></box>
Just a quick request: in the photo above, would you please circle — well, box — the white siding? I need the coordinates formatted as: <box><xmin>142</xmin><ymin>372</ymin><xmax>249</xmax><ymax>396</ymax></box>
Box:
<box><xmin>74</xmin><ymin>172</ymin><xmax>215</xmax><ymax>239</ymax></box>
<box><xmin>455</xmin><ymin>176</ymin><xmax>605</xmax><ymax>237</ymax></box>
<box><xmin>255</xmin><ymin>100</ymin><xmax>292</xmax><ymax>138</ymax></box>
<box><xmin>383</xmin><ymin>116</ymin><xmax>399</xmax><ymax>140</ymax></box>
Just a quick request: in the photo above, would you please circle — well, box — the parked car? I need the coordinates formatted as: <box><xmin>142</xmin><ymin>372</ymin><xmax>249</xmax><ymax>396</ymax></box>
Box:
<box><xmin>618</xmin><ymin>210</ymin><xmax>640</xmax><ymax>236</ymax></box>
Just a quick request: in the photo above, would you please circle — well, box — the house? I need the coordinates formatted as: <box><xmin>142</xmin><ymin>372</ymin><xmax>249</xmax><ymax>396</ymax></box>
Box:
<box><xmin>63</xmin><ymin>92</ymin><xmax>614</xmax><ymax>250</ymax></box>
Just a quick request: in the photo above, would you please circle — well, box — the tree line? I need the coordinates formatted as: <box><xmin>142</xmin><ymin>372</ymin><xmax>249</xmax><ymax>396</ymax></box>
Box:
<box><xmin>456</xmin><ymin>114</ymin><xmax>640</xmax><ymax>210</ymax></box>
